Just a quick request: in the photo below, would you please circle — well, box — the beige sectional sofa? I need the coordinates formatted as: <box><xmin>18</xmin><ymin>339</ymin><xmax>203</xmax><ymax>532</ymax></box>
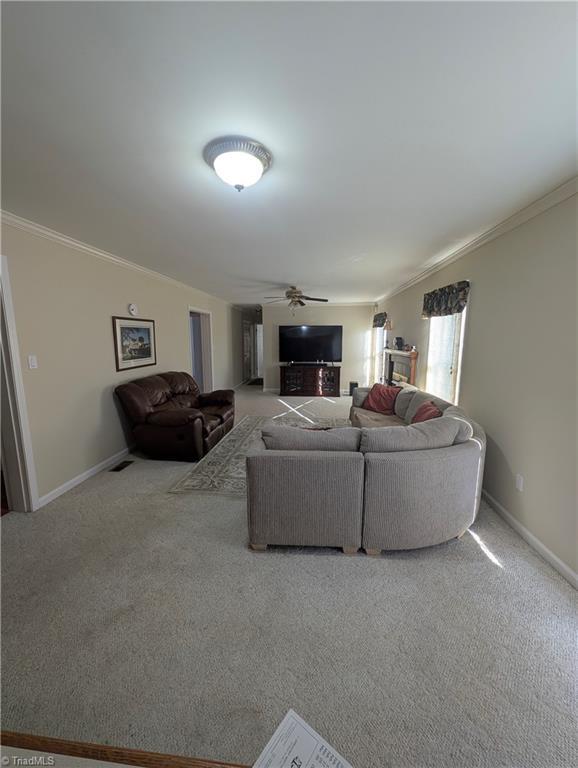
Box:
<box><xmin>350</xmin><ymin>383</ymin><xmax>450</xmax><ymax>427</ymax></box>
<box><xmin>246</xmin><ymin>385</ymin><xmax>486</xmax><ymax>554</ymax></box>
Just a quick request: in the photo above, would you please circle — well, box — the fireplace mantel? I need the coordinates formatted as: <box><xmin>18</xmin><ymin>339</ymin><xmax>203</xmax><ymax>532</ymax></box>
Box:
<box><xmin>384</xmin><ymin>348</ymin><xmax>418</xmax><ymax>386</ymax></box>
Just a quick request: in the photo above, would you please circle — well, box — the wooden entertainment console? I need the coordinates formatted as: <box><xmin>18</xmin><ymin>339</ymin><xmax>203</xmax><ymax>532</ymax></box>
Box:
<box><xmin>280</xmin><ymin>364</ymin><xmax>341</xmax><ymax>397</ymax></box>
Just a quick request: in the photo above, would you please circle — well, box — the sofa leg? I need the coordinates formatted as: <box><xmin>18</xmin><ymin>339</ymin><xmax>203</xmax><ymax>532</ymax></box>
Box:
<box><xmin>456</xmin><ymin>530</ymin><xmax>467</xmax><ymax>540</ymax></box>
<box><xmin>342</xmin><ymin>546</ymin><xmax>358</xmax><ymax>555</ymax></box>
<box><xmin>365</xmin><ymin>548</ymin><xmax>381</xmax><ymax>557</ymax></box>
<box><xmin>249</xmin><ymin>543</ymin><xmax>267</xmax><ymax>552</ymax></box>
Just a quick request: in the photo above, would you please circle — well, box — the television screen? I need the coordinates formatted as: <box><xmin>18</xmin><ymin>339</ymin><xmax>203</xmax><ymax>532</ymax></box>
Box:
<box><xmin>279</xmin><ymin>325</ymin><xmax>343</xmax><ymax>363</ymax></box>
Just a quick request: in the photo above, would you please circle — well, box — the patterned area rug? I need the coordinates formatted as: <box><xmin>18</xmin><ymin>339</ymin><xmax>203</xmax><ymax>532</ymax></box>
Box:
<box><xmin>168</xmin><ymin>414</ymin><xmax>351</xmax><ymax>496</ymax></box>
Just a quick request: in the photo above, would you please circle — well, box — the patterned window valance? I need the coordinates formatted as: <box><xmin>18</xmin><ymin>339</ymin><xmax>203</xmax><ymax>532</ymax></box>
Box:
<box><xmin>422</xmin><ymin>280</ymin><xmax>470</xmax><ymax>318</ymax></box>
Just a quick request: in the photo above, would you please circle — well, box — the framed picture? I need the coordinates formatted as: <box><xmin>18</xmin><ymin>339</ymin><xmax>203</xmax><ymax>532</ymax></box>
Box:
<box><xmin>112</xmin><ymin>316</ymin><xmax>156</xmax><ymax>372</ymax></box>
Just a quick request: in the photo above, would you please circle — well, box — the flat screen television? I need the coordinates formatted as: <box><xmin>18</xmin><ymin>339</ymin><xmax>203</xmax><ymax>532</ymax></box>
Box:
<box><xmin>279</xmin><ymin>325</ymin><xmax>343</xmax><ymax>363</ymax></box>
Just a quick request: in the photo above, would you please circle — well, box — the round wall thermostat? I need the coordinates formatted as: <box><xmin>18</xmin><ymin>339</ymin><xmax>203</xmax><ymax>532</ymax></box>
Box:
<box><xmin>128</xmin><ymin>303</ymin><xmax>138</xmax><ymax>316</ymax></box>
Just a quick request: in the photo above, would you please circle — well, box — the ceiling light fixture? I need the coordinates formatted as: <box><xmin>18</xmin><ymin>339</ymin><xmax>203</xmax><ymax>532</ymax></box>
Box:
<box><xmin>203</xmin><ymin>135</ymin><xmax>272</xmax><ymax>191</ymax></box>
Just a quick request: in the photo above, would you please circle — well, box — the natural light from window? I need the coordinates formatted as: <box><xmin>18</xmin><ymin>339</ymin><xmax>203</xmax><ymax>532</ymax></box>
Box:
<box><xmin>468</xmin><ymin>529</ymin><xmax>503</xmax><ymax>569</ymax></box>
<box><xmin>372</xmin><ymin>326</ymin><xmax>385</xmax><ymax>383</ymax></box>
<box><xmin>425</xmin><ymin>309</ymin><xmax>466</xmax><ymax>404</ymax></box>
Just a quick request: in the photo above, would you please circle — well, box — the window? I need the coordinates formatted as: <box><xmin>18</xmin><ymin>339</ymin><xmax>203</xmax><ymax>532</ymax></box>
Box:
<box><xmin>373</xmin><ymin>326</ymin><xmax>385</xmax><ymax>382</ymax></box>
<box><xmin>425</xmin><ymin>309</ymin><xmax>466</xmax><ymax>403</ymax></box>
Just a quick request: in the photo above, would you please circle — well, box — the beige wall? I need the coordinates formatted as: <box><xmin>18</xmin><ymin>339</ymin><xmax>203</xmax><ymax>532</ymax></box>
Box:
<box><xmin>2</xmin><ymin>223</ymin><xmax>243</xmax><ymax>498</ymax></box>
<box><xmin>262</xmin><ymin>303</ymin><xmax>374</xmax><ymax>392</ymax></box>
<box><xmin>379</xmin><ymin>195</ymin><xmax>577</xmax><ymax>572</ymax></box>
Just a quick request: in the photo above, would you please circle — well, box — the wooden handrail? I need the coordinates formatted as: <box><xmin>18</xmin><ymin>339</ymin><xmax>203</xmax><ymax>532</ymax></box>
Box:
<box><xmin>0</xmin><ymin>731</ymin><xmax>250</xmax><ymax>768</ymax></box>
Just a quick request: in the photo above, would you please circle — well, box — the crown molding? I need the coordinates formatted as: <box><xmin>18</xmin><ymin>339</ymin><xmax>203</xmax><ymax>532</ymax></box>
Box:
<box><xmin>0</xmin><ymin>210</ymin><xmax>206</xmax><ymax>295</ymax></box>
<box><xmin>4</xmin><ymin>174</ymin><xmax>575</xmax><ymax>310</ymax></box>
<box><xmin>377</xmin><ymin>176</ymin><xmax>577</xmax><ymax>303</ymax></box>
<box><xmin>262</xmin><ymin>301</ymin><xmax>375</xmax><ymax>309</ymax></box>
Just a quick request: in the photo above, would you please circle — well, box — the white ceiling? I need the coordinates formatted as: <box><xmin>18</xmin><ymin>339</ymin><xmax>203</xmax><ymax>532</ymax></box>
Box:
<box><xmin>2</xmin><ymin>1</ymin><xmax>576</xmax><ymax>305</ymax></box>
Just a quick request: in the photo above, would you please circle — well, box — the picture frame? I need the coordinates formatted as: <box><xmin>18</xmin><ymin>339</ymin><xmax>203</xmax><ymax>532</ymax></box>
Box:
<box><xmin>112</xmin><ymin>316</ymin><xmax>156</xmax><ymax>372</ymax></box>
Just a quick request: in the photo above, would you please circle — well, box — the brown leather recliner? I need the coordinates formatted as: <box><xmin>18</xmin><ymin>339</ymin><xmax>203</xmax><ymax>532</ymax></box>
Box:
<box><xmin>115</xmin><ymin>371</ymin><xmax>235</xmax><ymax>461</ymax></box>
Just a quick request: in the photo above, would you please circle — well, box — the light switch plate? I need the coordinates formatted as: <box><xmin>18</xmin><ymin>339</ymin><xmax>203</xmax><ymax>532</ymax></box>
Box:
<box><xmin>28</xmin><ymin>355</ymin><xmax>38</xmax><ymax>370</ymax></box>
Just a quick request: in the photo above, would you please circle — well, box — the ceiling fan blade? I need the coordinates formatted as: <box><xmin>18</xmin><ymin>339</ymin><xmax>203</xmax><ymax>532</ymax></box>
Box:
<box><xmin>301</xmin><ymin>296</ymin><xmax>328</xmax><ymax>302</ymax></box>
<box><xmin>297</xmin><ymin>299</ymin><xmax>306</xmax><ymax>306</ymax></box>
<box><xmin>264</xmin><ymin>296</ymin><xmax>285</xmax><ymax>299</ymax></box>
<box><xmin>264</xmin><ymin>298</ymin><xmax>287</xmax><ymax>304</ymax></box>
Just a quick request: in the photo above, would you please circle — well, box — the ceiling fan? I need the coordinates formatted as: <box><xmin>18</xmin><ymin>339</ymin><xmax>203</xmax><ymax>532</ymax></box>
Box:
<box><xmin>264</xmin><ymin>286</ymin><xmax>329</xmax><ymax>308</ymax></box>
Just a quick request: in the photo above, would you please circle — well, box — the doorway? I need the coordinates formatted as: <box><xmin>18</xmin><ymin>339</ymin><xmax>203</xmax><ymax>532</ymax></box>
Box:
<box><xmin>189</xmin><ymin>309</ymin><xmax>213</xmax><ymax>391</ymax></box>
<box><xmin>190</xmin><ymin>312</ymin><xmax>204</xmax><ymax>387</ymax></box>
<box><xmin>243</xmin><ymin>316</ymin><xmax>263</xmax><ymax>387</ymax></box>
<box><xmin>255</xmin><ymin>323</ymin><xmax>263</xmax><ymax>380</ymax></box>
<box><xmin>242</xmin><ymin>319</ymin><xmax>252</xmax><ymax>382</ymax></box>
<box><xmin>1</xmin><ymin>256</ymin><xmax>38</xmax><ymax>512</ymax></box>
<box><xmin>1</xmin><ymin>471</ymin><xmax>9</xmax><ymax>515</ymax></box>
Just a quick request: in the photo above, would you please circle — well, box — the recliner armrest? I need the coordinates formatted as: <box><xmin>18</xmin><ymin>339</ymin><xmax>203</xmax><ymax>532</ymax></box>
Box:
<box><xmin>198</xmin><ymin>389</ymin><xmax>235</xmax><ymax>406</ymax></box>
<box><xmin>146</xmin><ymin>409</ymin><xmax>204</xmax><ymax>427</ymax></box>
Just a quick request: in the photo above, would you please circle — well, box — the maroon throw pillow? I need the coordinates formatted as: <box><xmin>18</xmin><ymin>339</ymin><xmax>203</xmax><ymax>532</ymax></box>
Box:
<box><xmin>411</xmin><ymin>401</ymin><xmax>443</xmax><ymax>423</ymax></box>
<box><xmin>362</xmin><ymin>384</ymin><xmax>402</xmax><ymax>415</ymax></box>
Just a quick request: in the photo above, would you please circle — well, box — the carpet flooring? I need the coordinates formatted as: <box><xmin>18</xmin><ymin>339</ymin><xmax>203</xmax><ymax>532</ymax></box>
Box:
<box><xmin>1</xmin><ymin>391</ymin><xmax>576</xmax><ymax>767</ymax></box>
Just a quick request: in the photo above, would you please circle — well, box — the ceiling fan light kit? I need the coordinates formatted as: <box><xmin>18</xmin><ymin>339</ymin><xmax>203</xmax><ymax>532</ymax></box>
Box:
<box><xmin>203</xmin><ymin>135</ymin><xmax>272</xmax><ymax>191</ymax></box>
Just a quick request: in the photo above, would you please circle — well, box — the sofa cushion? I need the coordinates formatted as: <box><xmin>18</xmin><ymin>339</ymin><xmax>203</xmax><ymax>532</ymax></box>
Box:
<box><xmin>201</xmin><ymin>404</ymin><xmax>235</xmax><ymax>424</ymax></box>
<box><xmin>160</xmin><ymin>371</ymin><xmax>199</xmax><ymax>396</ymax></box>
<box><xmin>147</xmin><ymin>409</ymin><xmax>203</xmax><ymax>427</ymax></box>
<box><xmin>350</xmin><ymin>407</ymin><xmax>405</xmax><ymax>428</ymax></box>
<box><xmin>172</xmin><ymin>393</ymin><xmax>200</xmax><ymax>409</ymax></box>
<box><xmin>199</xmin><ymin>389</ymin><xmax>235</xmax><ymax>406</ymax></box>
<box><xmin>134</xmin><ymin>375</ymin><xmax>173</xmax><ymax>407</ymax></box>
<box><xmin>394</xmin><ymin>385</ymin><xmax>418</xmax><ymax>419</ymax></box>
<box><xmin>154</xmin><ymin>403</ymin><xmax>219</xmax><ymax>434</ymax></box>
<box><xmin>360</xmin><ymin>418</ymin><xmax>461</xmax><ymax>453</ymax></box>
<box><xmin>261</xmin><ymin>426</ymin><xmax>361</xmax><ymax>452</ymax></box>
<box><xmin>443</xmin><ymin>406</ymin><xmax>474</xmax><ymax>443</ymax></box>
<box><xmin>404</xmin><ymin>390</ymin><xmax>450</xmax><ymax>423</ymax></box>
<box><xmin>362</xmin><ymin>384</ymin><xmax>402</xmax><ymax>415</ymax></box>
<box><xmin>411</xmin><ymin>401</ymin><xmax>443</xmax><ymax>423</ymax></box>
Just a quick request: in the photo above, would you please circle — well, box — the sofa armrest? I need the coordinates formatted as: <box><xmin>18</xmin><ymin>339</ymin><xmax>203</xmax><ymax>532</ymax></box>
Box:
<box><xmin>146</xmin><ymin>409</ymin><xmax>204</xmax><ymax>427</ymax></box>
<box><xmin>362</xmin><ymin>442</ymin><xmax>485</xmax><ymax>550</ymax></box>
<box><xmin>198</xmin><ymin>389</ymin><xmax>235</xmax><ymax>406</ymax></box>
<box><xmin>352</xmin><ymin>387</ymin><xmax>371</xmax><ymax>407</ymax></box>
<box><xmin>246</xmin><ymin>437</ymin><xmax>267</xmax><ymax>456</ymax></box>
<box><xmin>246</xmin><ymin>451</ymin><xmax>364</xmax><ymax>548</ymax></box>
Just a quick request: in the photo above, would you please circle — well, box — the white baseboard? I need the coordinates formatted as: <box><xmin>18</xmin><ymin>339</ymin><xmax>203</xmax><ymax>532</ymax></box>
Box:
<box><xmin>35</xmin><ymin>447</ymin><xmax>130</xmax><ymax>510</ymax></box>
<box><xmin>233</xmin><ymin>379</ymin><xmax>251</xmax><ymax>390</ymax></box>
<box><xmin>482</xmin><ymin>489</ymin><xmax>577</xmax><ymax>589</ymax></box>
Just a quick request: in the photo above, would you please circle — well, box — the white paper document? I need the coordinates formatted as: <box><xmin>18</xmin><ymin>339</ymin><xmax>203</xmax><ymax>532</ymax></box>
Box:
<box><xmin>253</xmin><ymin>709</ymin><xmax>353</xmax><ymax>768</ymax></box>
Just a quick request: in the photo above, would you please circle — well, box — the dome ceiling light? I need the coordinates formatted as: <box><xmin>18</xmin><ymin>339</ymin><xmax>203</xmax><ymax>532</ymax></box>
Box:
<box><xmin>203</xmin><ymin>136</ymin><xmax>272</xmax><ymax>192</ymax></box>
